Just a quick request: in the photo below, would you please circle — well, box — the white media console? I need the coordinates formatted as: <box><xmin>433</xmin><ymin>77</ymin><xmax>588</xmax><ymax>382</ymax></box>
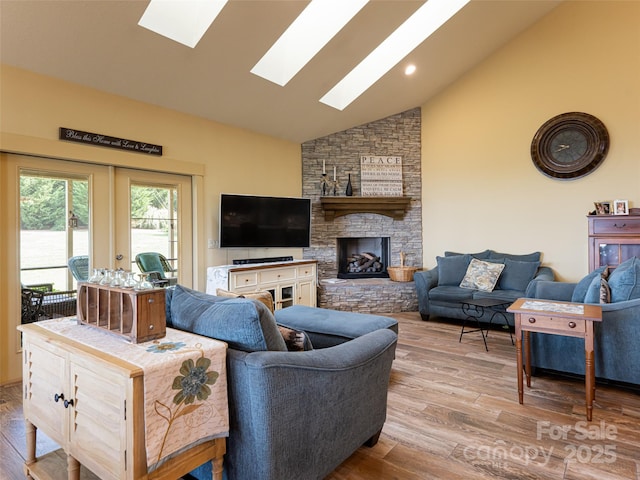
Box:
<box><xmin>206</xmin><ymin>260</ymin><xmax>318</xmax><ymax>310</ymax></box>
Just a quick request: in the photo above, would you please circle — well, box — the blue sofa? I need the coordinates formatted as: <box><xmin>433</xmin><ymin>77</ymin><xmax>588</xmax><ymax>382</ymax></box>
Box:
<box><xmin>414</xmin><ymin>249</ymin><xmax>554</xmax><ymax>323</ymax></box>
<box><xmin>530</xmin><ymin>257</ymin><xmax>640</xmax><ymax>386</ymax></box>
<box><xmin>164</xmin><ymin>285</ymin><xmax>398</xmax><ymax>480</ymax></box>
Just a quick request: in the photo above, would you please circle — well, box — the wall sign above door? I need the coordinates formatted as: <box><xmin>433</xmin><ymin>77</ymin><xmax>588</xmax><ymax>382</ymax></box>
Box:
<box><xmin>59</xmin><ymin>127</ymin><xmax>163</xmax><ymax>156</ymax></box>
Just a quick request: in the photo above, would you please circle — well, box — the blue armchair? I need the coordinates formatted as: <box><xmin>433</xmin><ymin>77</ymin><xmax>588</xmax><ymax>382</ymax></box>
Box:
<box><xmin>530</xmin><ymin>259</ymin><xmax>640</xmax><ymax>386</ymax></box>
<box><xmin>165</xmin><ymin>286</ymin><xmax>397</xmax><ymax>480</ymax></box>
<box><xmin>68</xmin><ymin>255</ymin><xmax>89</xmax><ymax>282</ymax></box>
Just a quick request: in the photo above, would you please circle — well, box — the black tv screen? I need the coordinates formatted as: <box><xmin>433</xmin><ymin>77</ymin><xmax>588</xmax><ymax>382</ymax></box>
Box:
<box><xmin>219</xmin><ymin>194</ymin><xmax>311</xmax><ymax>248</ymax></box>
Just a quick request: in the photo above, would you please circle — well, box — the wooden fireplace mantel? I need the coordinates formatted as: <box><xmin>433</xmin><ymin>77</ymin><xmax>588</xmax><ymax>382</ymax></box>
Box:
<box><xmin>320</xmin><ymin>196</ymin><xmax>411</xmax><ymax>221</ymax></box>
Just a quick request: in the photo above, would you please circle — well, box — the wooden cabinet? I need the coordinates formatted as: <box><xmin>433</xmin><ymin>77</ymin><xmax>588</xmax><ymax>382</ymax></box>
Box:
<box><xmin>20</xmin><ymin>324</ymin><xmax>144</xmax><ymax>480</ymax></box>
<box><xmin>587</xmin><ymin>215</ymin><xmax>640</xmax><ymax>271</ymax></box>
<box><xmin>18</xmin><ymin>323</ymin><xmax>226</xmax><ymax>480</ymax></box>
<box><xmin>206</xmin><ymin>260</ymin><xmax>318</xmax><ymax>309</ymax></box>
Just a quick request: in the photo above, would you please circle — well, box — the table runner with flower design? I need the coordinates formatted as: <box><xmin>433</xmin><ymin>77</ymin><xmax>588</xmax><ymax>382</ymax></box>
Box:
<box><xmin>36</xmin><ymin>317</ymin><xmax>229</xmax><ymax>472</ymax></box>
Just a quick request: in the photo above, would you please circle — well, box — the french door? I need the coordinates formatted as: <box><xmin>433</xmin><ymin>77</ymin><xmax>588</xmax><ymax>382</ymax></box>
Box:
<box><xmin>114</xmin><ymin>168</ymin><xmax>192</xmax><ymax>282</ymax></box>
<box><xmin>3</xmin><ymin>154</ymin><xmax>193</xmax><ymax>375</ymax></box>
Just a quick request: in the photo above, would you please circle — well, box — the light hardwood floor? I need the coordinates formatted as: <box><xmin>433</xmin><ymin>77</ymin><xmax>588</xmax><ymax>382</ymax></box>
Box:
<box><xmin>2</xmin><ymin>313</ymin><xmax>639</xmax><ymax>479</ymax></box>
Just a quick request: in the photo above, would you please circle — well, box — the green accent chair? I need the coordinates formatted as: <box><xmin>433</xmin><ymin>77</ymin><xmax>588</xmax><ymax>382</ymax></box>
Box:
<box><xmin>135</xmin><ymin>252</ymin><xmax>178</xmax><ymax>287</ymax></box>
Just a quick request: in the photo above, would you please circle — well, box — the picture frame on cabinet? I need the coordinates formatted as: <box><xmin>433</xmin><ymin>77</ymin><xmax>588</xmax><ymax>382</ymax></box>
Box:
<box><xmin>613</xmin><ymin>199</ymin><xmax>628</xmax><ymax>215</ymax></box>
<box><xmin>594</xmin><ymin>202</ymin><xmax>608</xmax><ymax>215</ymax></box>
<box><xmin>593</xmin><ymin>202</ymin><xmax>606</xmax><ymax>215</ymax></box>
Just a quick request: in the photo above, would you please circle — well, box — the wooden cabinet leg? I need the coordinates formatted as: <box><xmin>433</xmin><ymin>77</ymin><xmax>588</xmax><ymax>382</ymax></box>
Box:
<box><xmin>585</xmin><ymin>349</ymin><xmax>595</xmax><ymax>421</ymax></box>
<box><xmin>585</xmin><ymin>321</ymin><xmax>595</xmax><ymax>421</ymax></box>
<box><xmin>67</xmin><ymin>454</ymin><xmax>80</xmax><ymax>480</ymax></box>
<box><xmin>212</xmin><ymin>457</ymin><xmax>223</xmax><ymax>480</ymax></box>
<box><xmin>524</xmin><ymin>331</ymin><xmax>531</xmax><ymax>388</ymax></box>
<box><xmin>516</xmin><ymin>337</ymin><xmax>524</xmax><ymax>404</ymax></box>
<box><xmin>25</xmin><ymin>420</ymin><xmax>37</xmax><ymax>465</ymax></box>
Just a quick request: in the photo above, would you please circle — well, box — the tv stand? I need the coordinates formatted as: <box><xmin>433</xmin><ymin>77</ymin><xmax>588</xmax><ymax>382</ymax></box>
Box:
<box><xmin>207</xmin><ymin>259</ymin><xmax>317</xmax><ymax>310</ymax></box>
<box><xmin>233</xmin><ymin>256</ymin><xmax>293</xmax><ymax>265</ymax></box>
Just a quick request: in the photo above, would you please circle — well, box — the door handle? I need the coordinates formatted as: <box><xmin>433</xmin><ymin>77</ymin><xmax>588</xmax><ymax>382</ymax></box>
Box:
<box><xmin>115</xmin><ymin>254</ymin><xmax>123</xmax><ymax>261</ymax></box>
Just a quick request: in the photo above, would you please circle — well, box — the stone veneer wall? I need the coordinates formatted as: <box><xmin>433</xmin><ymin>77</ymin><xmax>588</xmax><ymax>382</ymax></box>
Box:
<box><xmin>301</xmin><ymin>107</ymin><xmax>422</xmax><ymax>313</ymax></box>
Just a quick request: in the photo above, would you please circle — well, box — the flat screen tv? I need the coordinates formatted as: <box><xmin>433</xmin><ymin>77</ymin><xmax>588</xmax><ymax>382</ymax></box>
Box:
<box><xmin>219</xmin><ymin>194</ymin><xmax>311</xmax><ymax>248</ymax></box>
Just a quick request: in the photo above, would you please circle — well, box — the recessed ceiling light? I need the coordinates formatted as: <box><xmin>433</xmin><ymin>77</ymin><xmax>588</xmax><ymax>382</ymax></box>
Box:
<box><xmin>138</xmin><ymin>0</ymin><xmax>228</xmax><ymax>48</ymax></box>
<box><xmin>320</xmin><ymin>0</ymin><xmax>471</xmax><ymax>111</ymax></box>
<box><xmin>251</xmin><ymin>0</ymin><xmax>369</xmax><ymax>87</ymax></box>
<box><xmin>405</xmin><ymin>64</ymin><xmax>417</xmax><ymax>75</ymax></box>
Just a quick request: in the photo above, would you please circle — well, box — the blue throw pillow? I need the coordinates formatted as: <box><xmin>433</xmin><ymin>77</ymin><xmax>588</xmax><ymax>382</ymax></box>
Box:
<box><xmin>607</xmin><ymin>257</ymin><xmax>640</xmax><ymax>303</ymax></box>
<box><xmin>437</xmin><ymin>254</ymin><xmax>471</xmax><ymax>286</ymax></box>
<box><xmin>571</xmin><ymin>266</ymin><xmax>608</xmax><ymax>303</ymax></box>
<box><xmin>498</xmin><ymin>259</ymin><xmax>540</xmax><ymax>292</ymax></box>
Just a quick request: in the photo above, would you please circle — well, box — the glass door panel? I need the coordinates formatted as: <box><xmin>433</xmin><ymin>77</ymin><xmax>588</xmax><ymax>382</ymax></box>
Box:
<box><xmin>279</xmin><ymin>285</ymin><xmax>295</xmax><ymax>309</ymax></box>
<box><xmin>599</xmin><ymin>242</ymin><xmax>640</xmax><ymax>269</ymax></box>
<box><xmin>130</xmin><ymin>184</ymin><xmax>178</xmax><ymax>276</ymax></box>
<box><xmin>598</xmin><ymin>243</ymin><xmax>619</xmax><ymax>268</ymax></box>
<box><xmin>114</xmin><ymin>169</ymin><xmax>192</xmax><ymax>286</ymax></box>
<box><xmin>620</xmin><ymin>244</ymin><xmax>640</xmax><ymax>264</ymax></box>
<box><xmin>19</xmin><ymin>170</ymin><xmax>92</xmax><ymax>322</ymax></box>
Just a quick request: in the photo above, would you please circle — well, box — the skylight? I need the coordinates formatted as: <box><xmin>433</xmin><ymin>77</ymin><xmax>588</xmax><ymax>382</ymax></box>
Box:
<box><xmin>320</xmin><ymin>0</ymin><xmax>471</xmax><ymax>111</ymax></box>
<box><xmin>138</xmin><ymin>0</ymin><xmax>228</xmax><ymax>48</ymax></box>
<box><xmin>251</xmin><ymin>0</ymin><xmax>369</xmax><ymax>87</ymax></box>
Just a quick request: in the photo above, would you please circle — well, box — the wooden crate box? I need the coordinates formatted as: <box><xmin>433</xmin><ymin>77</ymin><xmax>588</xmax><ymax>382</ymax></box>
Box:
<box><xmin>77</xmin><ymin>282</ymin><xmax>166</xmax><ymax>343</ymax></box>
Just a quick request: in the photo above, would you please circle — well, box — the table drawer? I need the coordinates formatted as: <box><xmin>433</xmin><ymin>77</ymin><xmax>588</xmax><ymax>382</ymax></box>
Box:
<box><xmin>523</xmin><ymin>314</ymin><xmax>585</xmax><ymax>333</ymax></box>
<box><xmin>297</xmin><ymin>265</ymin><xmax>315</xmax><ymax>278</ymax></box>
<box><xmin>591</xmin><ymin>217</ymin><xmax>640</xmax><ymax>234</ymax></box>
<box><xmin>260</xmin><ymin>267</ymin><xmax>296</xmax><ymax>283</ymax></box>
<box><xmin>231</xmin><ymin>272</ymin><xmax>258</xmax><ymax>289</ymax></box>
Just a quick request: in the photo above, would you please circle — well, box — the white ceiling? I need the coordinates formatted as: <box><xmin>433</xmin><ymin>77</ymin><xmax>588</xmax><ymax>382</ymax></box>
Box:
<box><xmin>0</xmin><ymin>0</ymin><xmax>562</xmax><ymax>143</ymax></box>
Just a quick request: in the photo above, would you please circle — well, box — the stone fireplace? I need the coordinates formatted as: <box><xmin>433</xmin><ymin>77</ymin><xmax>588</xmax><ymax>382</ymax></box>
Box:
<box><xmin>337</xmin><ymin>237</ymin><xmax>390</xmax><ymax>279</ymax></box>
<box><xmin>300</xmin><ymin>108</ymin><xmax>422</xmax><ymax>313</ymax></box>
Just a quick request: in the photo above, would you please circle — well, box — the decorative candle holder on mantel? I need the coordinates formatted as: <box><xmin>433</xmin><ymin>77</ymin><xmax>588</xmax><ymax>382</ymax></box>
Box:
<box><xmin>320</xmin><ymin>174</ymin><xmax>329</xmax><ymax>196</ymax></box>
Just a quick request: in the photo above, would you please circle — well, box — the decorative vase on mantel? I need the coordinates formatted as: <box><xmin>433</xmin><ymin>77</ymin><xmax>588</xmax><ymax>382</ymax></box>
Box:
<box><xmin>345</xmin><ymin>174</ymin><xmax>353</xmax><ymax>196</ymax></box>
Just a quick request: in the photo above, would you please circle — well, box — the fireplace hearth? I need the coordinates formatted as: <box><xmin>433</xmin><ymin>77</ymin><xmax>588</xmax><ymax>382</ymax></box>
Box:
<box><xmin>337</xmin><ymin>237</ymin><xmax>390</xmax><ymax>279</ymax></box>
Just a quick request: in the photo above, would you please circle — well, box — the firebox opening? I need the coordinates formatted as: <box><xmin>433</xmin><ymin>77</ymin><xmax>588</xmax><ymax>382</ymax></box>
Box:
<box><xmin>337</xmin><ymin>237</ymin><xmax>390</xmax><ymax>279</ymax></box>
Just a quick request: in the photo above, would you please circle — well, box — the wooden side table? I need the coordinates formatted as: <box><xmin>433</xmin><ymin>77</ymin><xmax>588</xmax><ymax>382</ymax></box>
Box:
<box><xmin>507</xmin><ymin>298</ymin><xmax>602</xmax><ymax>421</ymax></box>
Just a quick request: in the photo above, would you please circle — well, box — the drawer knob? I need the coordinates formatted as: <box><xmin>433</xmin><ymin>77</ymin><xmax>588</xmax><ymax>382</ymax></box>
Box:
<box><xmin>63</xmin><ymin>399</ymin><xmax>74</xmax><ymax>409</ymax></box>
<box><xmin>149</xmin><ymin>324</ymin><xmax>154</xmax><ymax>330</ymax></box>
<box><xmin>528</xmin><ymin>317</ymin><xmax>536</xmax><ymax>324</ymax></box>
<box><xmin>613</xmin><ymin>223</ymin><xmax>626</xmax><ymax>229</ymax></box>
<box><xmin>568</xmin><ymin>321</ymin><xmax>577</xmax><ymax>328</ymax></box>
<box><xmin>54</xmin><ymin>393</ymin><xmax>64</xmax><ymax>403</ymax></box>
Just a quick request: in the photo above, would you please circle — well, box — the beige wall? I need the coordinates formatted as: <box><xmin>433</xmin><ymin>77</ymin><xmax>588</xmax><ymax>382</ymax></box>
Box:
<box><xmin>421</xmin><ymin>1</ymin><xmax>640</xmax><ymax>281</ymax></box>
<box><xmin>0</xmin><ymin>66</ymin><xmax>301</xmax><ymax>384</ymax></box>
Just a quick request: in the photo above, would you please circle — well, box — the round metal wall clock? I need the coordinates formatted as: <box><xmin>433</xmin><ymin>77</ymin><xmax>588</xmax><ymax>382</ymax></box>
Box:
<box><xmin>530</xmin><ymin>112</ymin><xmax>609</xmax><ymax>179</ymax></box>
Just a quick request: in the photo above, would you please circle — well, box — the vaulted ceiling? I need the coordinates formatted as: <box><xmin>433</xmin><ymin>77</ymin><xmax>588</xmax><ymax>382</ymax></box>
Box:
<box><xmin>0</xmin><ymin>0</ymin><xmax>562</xmax><ymax>143</ymax></box>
